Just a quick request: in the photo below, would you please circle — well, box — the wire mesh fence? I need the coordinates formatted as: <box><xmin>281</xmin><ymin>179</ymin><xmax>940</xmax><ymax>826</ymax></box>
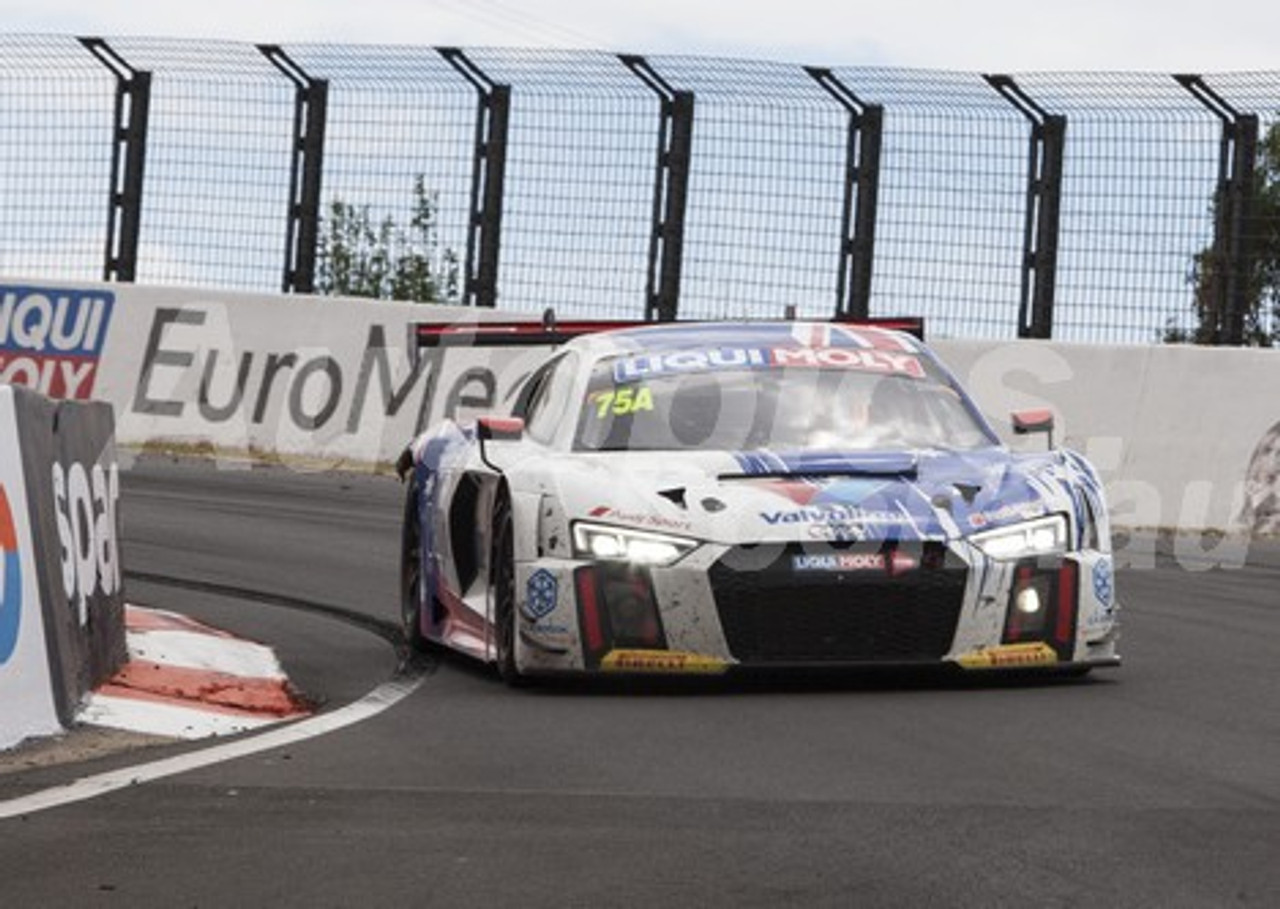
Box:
<box><xmin>1185</xmin><ymin>71</ymin><xmax>1280</xmax><ymax>343</ymax></box>
<box><xmin>639</xmin><ymin>56</ymin><xmax>850</xmax><ymax>322</ymax></box>
<box><xmin>461</xmin><ymin>48</ymin><xmax>657</xmax><ymax>318</ymax></box>
<box><xmin>277</xmin><ymin>43</ymin><xmax>476</xmax><ymax>303</ymax></box>
<box><xmin>829</xmin><ymin>67</ymin><xmax>1031</xmax><ymax>340</ymax></box>
<box><xmin>1007</xmin><ymin>72</ymin><xmax>1224</xmax><ymax>345</ymax></box>
<box><xmin>1</xmin><ymin>33</ymin><xmax>1277</xmax><ymax>345</ymax></box>
<box><xmin>0</xmin><ymin>36</ymin><xmax>115</xmax><ymax>282</ymax></box>
<box><xmin>97</xmin><ymin>37</ymin><xmax>297</xmax><ymax>292</ymax></box>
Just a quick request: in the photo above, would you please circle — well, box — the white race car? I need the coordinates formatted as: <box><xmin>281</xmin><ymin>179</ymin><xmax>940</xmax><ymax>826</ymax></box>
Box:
<box><xmin>397</xmin><ymin>319</ymin><xmax>1120</xmax><ymax>683</ymax></box>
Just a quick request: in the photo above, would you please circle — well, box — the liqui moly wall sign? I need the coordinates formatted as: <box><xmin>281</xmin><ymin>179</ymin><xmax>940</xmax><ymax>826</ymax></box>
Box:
<box><xmin>0</xmin><ymin>286</ymin><xmax>115</xmax><ymax>400</ymax></box>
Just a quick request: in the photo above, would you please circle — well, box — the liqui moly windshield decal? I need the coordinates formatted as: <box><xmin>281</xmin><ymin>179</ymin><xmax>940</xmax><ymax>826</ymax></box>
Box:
<box><xmin>613</xmin><ymin>346</ymin><xmax>925</xmax><ymax>383</ymax></box>
<box><xmin>0</xmin><ymin>285</ymin><xmax>115</xmax><ymax>400</ymax></box>
<box><xmin>622</xmin><ymin>322</ymin><xmax>919</xmax><ymax>352</ymax></box>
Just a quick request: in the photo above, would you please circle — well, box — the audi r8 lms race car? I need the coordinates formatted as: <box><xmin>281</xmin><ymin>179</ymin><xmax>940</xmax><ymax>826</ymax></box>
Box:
<box><xmin>396</xmin><ymin>319</ymin><xmax>1120</xmax><ymax>683</ymax></box>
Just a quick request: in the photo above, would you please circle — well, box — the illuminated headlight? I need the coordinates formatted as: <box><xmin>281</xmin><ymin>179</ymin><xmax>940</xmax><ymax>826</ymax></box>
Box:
<box><xmin>971</xmin><ymin>514</ymin><xmax>1069</xmax><ymax>561</ymax></box>
<box><xmin>1015</xmin><ymin>586</ymin><xmax>1042</xmax><ymax>615</ymax></box>
<box><xmin>572</xmin><ymin>522</ymin><xmax>697</xmax><ymax>567</ymax></box>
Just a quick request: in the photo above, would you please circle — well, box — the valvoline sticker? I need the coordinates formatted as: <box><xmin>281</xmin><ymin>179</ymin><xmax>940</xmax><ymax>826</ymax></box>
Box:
<box><xmin>0</xmin><ymin>485</ymin><xmax>22</xmax><ymax>665</ymax></box>
<box><xmin>0</xmin><ymin>285</ymin><xmax>115</xmax><ymax>400</ymax></box>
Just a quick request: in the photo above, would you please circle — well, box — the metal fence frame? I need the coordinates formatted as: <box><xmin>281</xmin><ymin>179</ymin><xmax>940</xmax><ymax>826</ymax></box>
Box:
<box><xmin>1</xmin><ymin>34</ymin><xmax>1278</xmax><ymax>345</ymax></box>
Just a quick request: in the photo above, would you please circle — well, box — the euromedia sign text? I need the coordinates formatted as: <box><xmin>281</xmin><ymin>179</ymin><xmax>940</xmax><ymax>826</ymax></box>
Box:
<box><xmin>127</xmin><ymin>305</ymin><xmax>538</xmax><ymax>461</ymax></box>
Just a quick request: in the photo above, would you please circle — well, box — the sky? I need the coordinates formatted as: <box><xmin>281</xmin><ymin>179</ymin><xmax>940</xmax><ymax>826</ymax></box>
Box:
<box><xmin>3</xmin><ymin>0</ymin><xmax>1279</xmax><ymax>73</ymax></box>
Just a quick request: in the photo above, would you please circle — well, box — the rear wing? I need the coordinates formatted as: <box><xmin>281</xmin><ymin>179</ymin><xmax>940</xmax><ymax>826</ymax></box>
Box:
<box><xmin>411</xmin><ymin>319</ymin><xmax>642</xmax><ymax>350</ymax></box>
<box><xmin>409</xmin><ymin>314</ymin><xmax>925</xmax><ymax>362</ymax></box>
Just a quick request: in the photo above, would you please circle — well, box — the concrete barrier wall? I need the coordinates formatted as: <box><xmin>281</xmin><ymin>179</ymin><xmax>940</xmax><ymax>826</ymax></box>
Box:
<box><xmin>0</xmin><ymin>388</ymin><xmax>60</xmax><ymax>749</ymax></box>
<box><xmin>0</xmin><ymin>384</ymin><xmax>126</xmax><ymax>748</ymax></box>
<box><xmin>935</xmin><ymin>340</ymin><xmax>1280</xmax><ymax>539</ymax></box>
<box><xmin>4</xmin><ymin>277</ymin><xmax>1279</xmax><ymax>543</ymax></box>
<box><xmin>14</xmin><ymin>388</ymin><xmax>127</xmax><ymax>723</ymax></box>
<box><xmin>87</xmin><ymin>283</ymin><xmax>543</xmax><ymax>466</ymax></box>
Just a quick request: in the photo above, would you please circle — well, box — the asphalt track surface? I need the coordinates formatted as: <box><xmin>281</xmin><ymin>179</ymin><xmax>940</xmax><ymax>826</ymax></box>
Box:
<box><xmin>3</xmin><ymin>456</ymin><xmax>1280</xmax><ymax>907</ymax></box>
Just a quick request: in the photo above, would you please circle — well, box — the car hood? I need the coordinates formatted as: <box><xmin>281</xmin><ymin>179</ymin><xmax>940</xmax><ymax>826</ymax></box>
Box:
<box><xmin>524</xmin><ymin>446</ymin><xmax>1081</xmax><ymax>545</ymax></box>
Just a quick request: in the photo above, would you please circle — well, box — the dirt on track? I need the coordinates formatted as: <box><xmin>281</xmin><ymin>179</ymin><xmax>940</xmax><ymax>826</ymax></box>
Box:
<box><xmin>0</xmin><ymin>727</ymin><xmax>175</xmax><ymax>776</ymax></box>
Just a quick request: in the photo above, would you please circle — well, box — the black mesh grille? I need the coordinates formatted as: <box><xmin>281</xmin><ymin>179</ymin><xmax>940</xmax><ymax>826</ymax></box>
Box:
<box><xmin>709</xmin><ymin>543</ymin><xmax>966</xmax><ymax>664</ymax></box>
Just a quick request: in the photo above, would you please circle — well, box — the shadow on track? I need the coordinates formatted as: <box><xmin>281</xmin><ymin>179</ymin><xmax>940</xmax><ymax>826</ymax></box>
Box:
<box><xmin>420</xmin><ymin>642</ymin><xmax>1114</xmax><ymax>698</ymax></box>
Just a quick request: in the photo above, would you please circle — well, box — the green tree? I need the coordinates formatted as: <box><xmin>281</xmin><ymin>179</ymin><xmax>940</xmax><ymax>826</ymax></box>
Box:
<box><xmin>1169</xmin><ymin>120</ymin><xmax>1280</xmax><ymax>345</ymax></box>
<box><xmin>316</xmin><ymin>175</ymin><xmax>460</xmax><ymax>304</ymax></box>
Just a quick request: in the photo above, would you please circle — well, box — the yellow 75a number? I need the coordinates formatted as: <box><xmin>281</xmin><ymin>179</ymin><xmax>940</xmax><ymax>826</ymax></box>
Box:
<box><xmin>595</xmin><ymin>386</ymin><xmax>654</xmax><ymax>417</ymax></box>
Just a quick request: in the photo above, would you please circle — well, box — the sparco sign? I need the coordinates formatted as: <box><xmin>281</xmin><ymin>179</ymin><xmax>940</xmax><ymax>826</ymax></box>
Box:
<box><xmin>52</xmin><ymin>460</ymin><xmax>121</xmax><ymax>628</ymax></box>
<box><xmin>5</xmin><ymin>383</ymin><xmax>126</xmax><ymax>728</ymax></box>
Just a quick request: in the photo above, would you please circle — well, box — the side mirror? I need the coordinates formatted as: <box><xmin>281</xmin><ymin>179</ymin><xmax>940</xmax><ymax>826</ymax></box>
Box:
<box><xmin>476</xmin><ymin>416</ymin><xmax>525</xmax><ymax>442</ymax></box>
<box><xmin>476</xmin><ymin>416</ymin><xmax>525</xmax><ymax>471</ymax></box>
<box><xmin>1011</xmin><ymin>409</ymin><xmax>1055</xmax><ymax>449</ymax></box>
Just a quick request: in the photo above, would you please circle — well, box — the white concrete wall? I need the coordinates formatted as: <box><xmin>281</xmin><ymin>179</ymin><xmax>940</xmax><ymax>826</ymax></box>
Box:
<box><xmin>936</xmin><ymin>339</ymin><xmax>1278</xmax><ymax>537</ymax></box>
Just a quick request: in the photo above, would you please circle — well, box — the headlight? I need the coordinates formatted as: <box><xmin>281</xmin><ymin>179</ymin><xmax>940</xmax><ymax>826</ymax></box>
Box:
<box><xmin>572</xmin><ymin>522</ymin><xmax>697</xmax><ymax>566</ymax></box>
<box><xmin>971</xmin><ymin>514</ymin><xmax>1069</xmax><ymax>560</ymax></box>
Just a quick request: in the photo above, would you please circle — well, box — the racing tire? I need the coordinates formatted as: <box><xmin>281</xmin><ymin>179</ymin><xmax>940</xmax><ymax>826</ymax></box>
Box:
<box><xmin>400</xmin><ymin>476</ymin><xmax>429</xmax><ymax>652</ymax></box>
<box><xmin>491</xmin><ymin>490</ymin><xmax>525</xmax><ymax>686</ymax></box>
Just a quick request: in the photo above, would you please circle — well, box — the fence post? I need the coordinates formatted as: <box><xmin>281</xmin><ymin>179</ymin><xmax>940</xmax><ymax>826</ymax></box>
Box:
<box><xmin>259</xmin><ymin>45</ymin><xmax>328</xmax><ymax>295</ymax></box>
<box><xmin>1175</xmin><ymin>75</ymin><xmax>1258</xmax><ymax>347</ymax></box>
<box><xmin>79</xmin><ymin>37</ymin><xmax>150</xmax><ymax>284</ymax></box>
<box><xmin>438</xmin><ymin>48</ymin><xmax>509</xmax><ymax>309</ymax></box>
<box><xmin>620</xmin><ymin>55</ymin><xmax>694</xmax><ymax>323</ymax></box>
<box><xmin>806</xmin><ymin>68</ymin><xmax>883</xmax><ymax>320</ymax></box>
<box><xmin>985</xmin><ymin>75</ymin><xmax>1065</xmax><ymax>340</ymax></box>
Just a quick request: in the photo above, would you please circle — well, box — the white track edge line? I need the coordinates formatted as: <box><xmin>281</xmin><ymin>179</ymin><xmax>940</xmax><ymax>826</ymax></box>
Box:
<box><xmin>0</xmin><ymin>673</ymin><xmax>425</xmax><ymax>821</ymax></box>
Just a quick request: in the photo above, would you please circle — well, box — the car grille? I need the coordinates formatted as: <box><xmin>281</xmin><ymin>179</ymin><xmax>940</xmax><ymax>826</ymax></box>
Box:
<box><xmin>708</xmin><ymin>542</ymin><xmax>967</xmax><ymax>664</ymax></box>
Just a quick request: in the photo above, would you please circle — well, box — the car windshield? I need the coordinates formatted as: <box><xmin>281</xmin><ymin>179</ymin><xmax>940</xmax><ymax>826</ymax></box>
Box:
<box><xmin>573</xmin><ymin>346</ymin><xmax>995</xmax><ymax>453</ymax></box>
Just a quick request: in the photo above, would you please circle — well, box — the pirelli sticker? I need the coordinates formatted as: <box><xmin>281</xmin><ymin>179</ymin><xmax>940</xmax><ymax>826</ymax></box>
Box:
<box><xmin>600</xmin><ymin>649</ymin><xmax>729</xmax><ymax>674</ymax></box>
<box><xmin>955</xmin><ymin>642</ymin><xmax>1059</xmax><ymax>670</ymax></box>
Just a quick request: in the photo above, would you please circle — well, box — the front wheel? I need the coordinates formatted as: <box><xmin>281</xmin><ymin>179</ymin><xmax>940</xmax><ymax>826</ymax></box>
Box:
<box><xmin>401</xmin><ymin>477</ymin><xmax>428</xmax><ymax>652</ymax></box>
<box><xmin>491</xmin><ymin>491</ymin><xmax>524</xmax><ymax>686</ymax></box>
